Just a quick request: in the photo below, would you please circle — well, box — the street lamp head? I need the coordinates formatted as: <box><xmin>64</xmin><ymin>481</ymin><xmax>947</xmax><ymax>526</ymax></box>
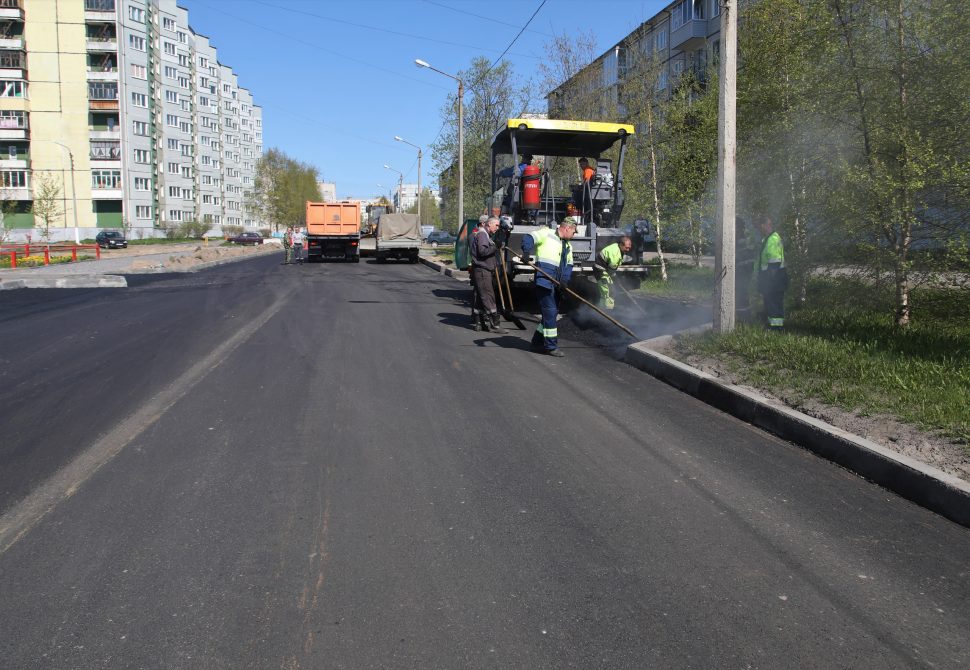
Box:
<box><xmin>383</xmin><ymin>164</ymin><xmax>390</xmax><ymax>169</ymax></box>
<box><xmin>415</xmin><ymin>59</ymin><xmax>430</xmax><ymax>68</ymax></box>
<box><xmin>394</xmin><ymin>136</ymin><xmax>403</xmax><ymax>142</ymax></box>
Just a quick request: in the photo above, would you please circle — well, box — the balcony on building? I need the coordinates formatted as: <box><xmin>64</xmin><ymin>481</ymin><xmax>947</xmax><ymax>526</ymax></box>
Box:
<box><xmin>0</xmin><ymin>47</ymin><xmax>24</xmax><ymax>79</ymax></box>
<box><xmin>86</xmin><ymin>53</ymin><xmax>117</xmax><ymax>81</ymax></box>
<box><xmin>88</xmin><ymin>111</ymin><xmax>119</xmax><ymax>140</ymax></box>
<box><xmin>84</xmin><ymin>0</ymin><xmax>116</xmax><ymax>22</ymax></box>
<box><xmin>0</xmin><ymin>0</ymin><xmax>23</xmax><ymax>21</ymax></box>
<box><xmin>91</xmin><ymin>169</ymin><xmax>123</xmax><ymax>200</ymax></box>
<box><xmin>90</xmin><ymin>139</ymin><xmax>120</xmax><ymax>163</ymax></box>
<box><xmin>0</xmin><ymin>167</ymin><xmax>29</xmax><ymax>201</ymax></box>
<box><xmin>0</xmin><ymin>17</ymin><xmax>24</xmax><ymax>50</ymax></box>
<box><xmin>0</xmin><ymin>109</ymin><xmax>26</xmax><ymax>139</ymax></box>
<box><xmin>88</xmin><ymin>81</ymin><xmax>118</xmax><ymax>110</ymax></box>
<box><xmin>670</xmin><ymin>0</ymin><xmax>709</xmax><ymax>52</ymax></box>
<box><xmin>85</xmin><ymin>22</ymin><xmax>117</xmax><ymax>52</ymax></box>
<box><xmin>0</xmin><ymin>140</ymin><xmax>27</xmax><ymax>168</ymax></box>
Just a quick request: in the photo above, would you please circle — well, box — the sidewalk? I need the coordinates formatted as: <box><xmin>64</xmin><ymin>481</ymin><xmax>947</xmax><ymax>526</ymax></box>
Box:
<box><xmin>0</xmin><ymin>243</ymin><xmax>277</xmax><ymax>290</ymax></box>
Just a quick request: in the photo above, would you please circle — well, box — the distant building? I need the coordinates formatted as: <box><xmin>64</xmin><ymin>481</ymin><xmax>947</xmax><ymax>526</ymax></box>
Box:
<box><xmin>317</xmin><ymin>181</ymin><xmax>336</xmax><ymax>202</ymax></box>
<box><xmin>548</xmin><ymin>0</ymin><xmax>723</xmax><ymax>118</ymax></box>
<box><xmin>393</xmin><ymin>184</ymin><xmax>440</xmax><ymax>212</ymax></box>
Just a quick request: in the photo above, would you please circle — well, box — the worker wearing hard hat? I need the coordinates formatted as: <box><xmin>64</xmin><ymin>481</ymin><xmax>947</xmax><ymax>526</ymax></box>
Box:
<box><xmin>594</xmin><ymin>236</ymin><xmax>633</xmax><ymax>310</ymax></box>
<box><xmin>521</xmin><ymin>220</ymin><xmax>577</xmax><ymax>357</ymax></box>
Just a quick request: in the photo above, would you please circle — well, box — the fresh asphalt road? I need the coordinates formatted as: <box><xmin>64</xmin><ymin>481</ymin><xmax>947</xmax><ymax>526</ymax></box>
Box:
<box><xmin>0</xmin><ymin>256</ymin><xmax>968</xmax><ymax>669</ymax></box>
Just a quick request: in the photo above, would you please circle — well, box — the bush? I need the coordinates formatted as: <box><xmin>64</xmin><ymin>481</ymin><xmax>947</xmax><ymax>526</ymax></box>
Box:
<box><xmin>178</xmin><ymin>221</ymin><xmax>209</xmax><ymax>239</ymax></box>
<box><xmin>258</xmin><ymin>227</ymin><xmax>271</xmax><ymax>238</ymax></box>
<box><xmin>222</xmin><ymin>224</ymin><xmax>243</xmax><ymax>239</ymax></box>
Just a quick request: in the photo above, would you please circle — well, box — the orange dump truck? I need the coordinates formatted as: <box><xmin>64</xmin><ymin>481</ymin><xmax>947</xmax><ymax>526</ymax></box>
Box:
<box><xmin>305</xmin><ymin>201</ymin><xmax>361</xmax><ymax>262</ymax></box>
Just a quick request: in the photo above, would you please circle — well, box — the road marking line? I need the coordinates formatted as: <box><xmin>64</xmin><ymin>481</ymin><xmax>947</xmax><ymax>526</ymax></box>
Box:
<box><xmin>0</xmin><ymin>295</ymin><xmax>288</xmax><ymax>555</ymax></box>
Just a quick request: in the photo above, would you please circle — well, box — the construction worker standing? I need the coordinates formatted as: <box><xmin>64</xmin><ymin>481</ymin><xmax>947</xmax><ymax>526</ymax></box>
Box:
<box><xmin>593</xmin><ymin>235</ymin><xmax>632</xmax><ymax>310</ymax></box>
<box><xmin>291</xmin><ymin>227</ymin><xmax>305</xmax><ymax>264</ymax></box>
<box><xmin>471</xmin><ymin>216</ymin><xmax>507</xmax><ymax>334</ymax></box>
<box><xmin>282</xmin><ymin>226</ymin><xmax>293</xmax><ymax>264</ymax></box>
<box><xmin>469</xmin><ymin>214</ymin><xmax>489</xmax><ymax>330</ymax></box>
<box><xmin>521</xmin><ymin>220</ymin><xmax>577</xmax><ymax>357</ymax></box>
<box><xmin>756</xmin><ymin>215</ymin><xmax>787</xmax><ymax>330</ymax></box>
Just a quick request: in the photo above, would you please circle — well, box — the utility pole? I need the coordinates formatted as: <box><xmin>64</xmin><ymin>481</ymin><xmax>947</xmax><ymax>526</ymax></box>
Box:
<box><xmin>415</xmin><ymin>59</ymin><xmax>463</xmax><ymax>232</ymax></box>
<box><xmin>394</xmin><ymin>136</ymin><xmax>422</xmax><ymax>224</ymax></box>
<box><xmin>713</xmin><ymin>0</ymin><xmax>738</xmax><ymax>333</ymax></box>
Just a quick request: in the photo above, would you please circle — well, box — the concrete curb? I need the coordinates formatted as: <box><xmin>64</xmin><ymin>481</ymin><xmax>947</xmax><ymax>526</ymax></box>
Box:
<box><xmin>624</xmin><ymin>339</ymin><xmax>970</xmax><ymax>528</ymax></box>
<box><xmin>1</xmin><ymin>275</ymin><xmax>127</xmax><ymax>290</ymax></box>
<box><xmin>418</xmin><ymin>255</ymin><xmax>468</xmax><ymax>280</ymax></box>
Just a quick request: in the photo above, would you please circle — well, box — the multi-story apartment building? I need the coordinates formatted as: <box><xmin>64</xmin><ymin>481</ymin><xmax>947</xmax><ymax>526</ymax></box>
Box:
<box><xmin>547</xmin><ymin>0</ymin><xmax>723</xmax><ymax>119</ymax></box>
<box><xmin>393</xmin><ymin>183</ymin><xmax>440</xmax><ymax>213</ymax></box>
<box><xmin>0</xmin><ymin>0</ymin><xmax>261</xmax><ymax>241</ymax></box>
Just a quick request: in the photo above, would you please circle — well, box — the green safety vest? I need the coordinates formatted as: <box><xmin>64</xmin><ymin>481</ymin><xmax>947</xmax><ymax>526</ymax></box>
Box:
<box><xmin>597</xmin><ymin>242</ymin><xmax>623</xmax><ymax>272</ymax></box>
<box><xmin>759</xmin><ymin>231</ymin><xmax>784</xmax><ymax>271</ymax></box>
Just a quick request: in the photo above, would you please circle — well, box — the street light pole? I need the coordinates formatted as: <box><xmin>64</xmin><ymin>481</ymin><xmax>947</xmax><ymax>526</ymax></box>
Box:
<box><xmin>50</xmin><ymin>141</ymin><xmax>80</xmax><ymax>244</ymax></box>
<box><xmin>415</xmin><ymin>59</ymin><xmax>463</xmax><ymax>232</ymax></box>
<box><xmin>383</xmin><ymin>164</ymin><xmax>403</xmax><ymax>213</ymax></box>
<box><xmin>394</xmin><ymin>135</ymin><xmax>422</xmax><ymax>225</ymax></box>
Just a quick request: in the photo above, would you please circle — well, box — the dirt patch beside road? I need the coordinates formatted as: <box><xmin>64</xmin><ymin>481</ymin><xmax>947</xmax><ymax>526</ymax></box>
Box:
<box><xmin>126</xmin><ymin>243</ymin><xmax>277</xmax><ymax>271</ymax></box>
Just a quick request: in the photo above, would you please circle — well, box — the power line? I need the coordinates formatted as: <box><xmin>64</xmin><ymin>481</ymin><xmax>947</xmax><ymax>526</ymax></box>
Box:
<box><xmin>421</xmin><ymin>0</ymin><xmax>554</xmax><ymax>38</ymax></box>
<box><xmin>486</xmin><ymin>0</ymin><xmax>548</xmax><ymax>72</ymax></box>
<box><xmin>191</xmin><ymin>0</ymin><xmax>450</xmax><ymax>92</ymax></box>
<box><xmin>249</xmin><ymin>0</ymin><xmax>540</xmax><ymax>61</ymax></box>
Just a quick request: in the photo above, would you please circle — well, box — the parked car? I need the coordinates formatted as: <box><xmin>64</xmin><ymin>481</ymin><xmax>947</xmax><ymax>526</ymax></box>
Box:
<box><xmin>228</xmin><ymin>231</ymin><xmax>263</xmax><ymax>245</ymax></box>
<box><xmin>425</xmin><ymin>230</ymin><xmax>456</xmax><ymax>247</ymax></box>
<box><xmin>95</xmin><ymin>231</ymin><xmax>128</xmax><ymax>249</ymax></box>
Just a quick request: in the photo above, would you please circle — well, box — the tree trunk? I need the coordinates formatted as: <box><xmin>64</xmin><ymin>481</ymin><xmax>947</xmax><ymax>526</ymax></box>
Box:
<box><xmin>646</xmin><ymin>103</ymin><xmax>668</xmax><ymax>282</ymax></box>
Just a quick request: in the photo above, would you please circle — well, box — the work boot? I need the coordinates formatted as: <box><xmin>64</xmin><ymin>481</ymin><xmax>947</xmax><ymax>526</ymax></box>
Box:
<box><xmin>547</xmin><ymin>348</ymin><xmax>565</xmax><ymax>357</ymax></box>
<box><xmin>489</xmin><ymin>313</ymin><xmax>508</xmax><ymax>334</ymax></box>
<box><xmin>471</xmin><ymin>312</ymin><xmax>482</xmax><ymax>331</ymax></box>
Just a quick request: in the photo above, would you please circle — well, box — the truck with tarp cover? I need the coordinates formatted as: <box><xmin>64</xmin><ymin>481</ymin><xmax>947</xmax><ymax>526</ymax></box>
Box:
<box><xmin>375</xmin><ymin>212</ymin><xmax>421</xmax><ymax>263</ymax></box>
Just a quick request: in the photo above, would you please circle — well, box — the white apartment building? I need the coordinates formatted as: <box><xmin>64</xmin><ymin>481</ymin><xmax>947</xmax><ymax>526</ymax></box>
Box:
<box><xmin>393</xmin><ymin>183</ymin><xmax>440</xmax><ymax>213</ymax></box>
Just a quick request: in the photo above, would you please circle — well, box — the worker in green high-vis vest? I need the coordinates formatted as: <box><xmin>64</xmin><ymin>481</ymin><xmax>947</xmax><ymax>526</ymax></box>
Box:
<box><xmin>756</xmin><ymin>216</ymin><xmax>788</xmax><ymax>330</ymax></box>
<box><xmin>594</xmin><ymin>236</ymin><xmax>632</xmax><ymax>310</ymax></box>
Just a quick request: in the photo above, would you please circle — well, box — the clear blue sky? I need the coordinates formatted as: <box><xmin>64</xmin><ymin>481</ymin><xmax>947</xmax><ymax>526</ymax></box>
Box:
<box><xmin>180</xmin><ymin>0</ymin><xmax>668</xmax><ymax>200</ymax></box>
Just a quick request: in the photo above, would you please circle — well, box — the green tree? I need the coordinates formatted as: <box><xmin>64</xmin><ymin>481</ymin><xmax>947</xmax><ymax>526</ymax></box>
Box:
<box><xmin>247</xmin><ymin>148</ymin><xmax>322</xmax><ymax>232</ymax></box>
<box><xmin>430</xmin><ymin>57</ymin><xmax>529</xmax><ymax>226</ymax></box>
<box><xmin>406</xmin><ymin>187</ymin><xmax>442</xmax><ymax>230</ymax></box>
<box><xmin>30</xmin><ymin>172</ymin><xmax>63</xmax><ymax>242</ymax></box>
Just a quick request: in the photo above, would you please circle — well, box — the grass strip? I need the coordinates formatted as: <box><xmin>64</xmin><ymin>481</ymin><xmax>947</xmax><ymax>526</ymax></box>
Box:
<box><xmin>634</xmin><ymin>262</ymin><xmax>713</xmax><ymax>302</ymax></box>
<box><xmin>673</xmin><ymin>277</ymin><xmax>970</xmax><ymax>445</ymax></box>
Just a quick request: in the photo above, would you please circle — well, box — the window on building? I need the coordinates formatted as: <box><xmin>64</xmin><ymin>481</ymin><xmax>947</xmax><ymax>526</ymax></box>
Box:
<box><xmin>92</xmin><ymin>169</ymin><xmax>122</xmax><ymax>189</ymax></box>
<box><xmin>164</xmin><ymin>41</ymin><xmax>176</xmax><ymax>56</ymax></box>
<box><xmin>181</xmin><ymin>166</ymin><xmax>191</xmax><ymax>178</ymax></box>
<box><xmin>134</xmin><ymin>177</ymin><xmax>150</xmax><ymax>191</ymax></box>
<box><xmin>181</xmin><ymin>188</ymin><xmax>191</xmax><ymax>199</ymax></box>
<box><xmin>168</xmin><ymin>162</ymin><xmax>179</xmax><ymax>174</ymax></box>
<box><xmin>129</xmin><ymin>35</ymin><xmax>145</xmax><ymax>51</ymax></box>
<box><xmin>0</xmin><ymin>81</ymin><xmax>26</xmax><ymax>98</ymax></box>
<box><xmin>166</xmin><ymin>114</ymin><xmax>178</xmax><ymax>127</ymax></box>
<box><xmin>131</xmin><ymin>91</ymin><xmax>147</xmax><ymax>107</ymax></box>
<box><xmin>202</xmin><ymin>175</ymin><xmax>212</xmax><ymax>185</ymax></box>
<box><xmin>179</xmin><ymin>121</ymin><xmax>190</xmax><ymax>133</ymax></box>
<box><xmin>165</xmin><ymin>90</ymin><xmax>178</xmax><ymax>103</ymax></box>
<box><xmin>164</xmin><ymin>66</ymin><xmax>177</xmax><ymax>79</ymax></box>
<box><xmin>657</xmin><ymin>70</ymin><xmax>668</xmax><ymax>90</ymax></box>
<box><xmin>201</xmin><ymin>155</ymin><xmax>211</xmax><ymax>166</ymax></box>
<box><xmin>177</xmin><ymin>31</ymin><xmax>187</xmax><ymax>44</ymax></box>
<box><xmin>132</xmin><ymin>120</ymin><xmax>148</xmax><ymax>136</ymax></box>
<box><xmin>133</xmin><ymin>148</ymin><xmax>149</xmax><ymax>163</ymax></box>
<box><xmin>131</xmin><ymin>64</ymin><xmax>147</xmax><ymax>79</ymax></box>
<box><xmin>178</xmin><ymin>54</ymin><xmax>189</xmax><ymax>67</ymax></box>
<box><xmin>162</xmin><ymin>17</ymin><xmax>175</xmax><ymax>31</ymax></box>
<box><xmin>656</xmin><ymin>29</ymin><xmax>667</xmax><ymax>51</ymax></box>
<box><xmin>168</xmin><ymin>186</ymin><xmax>180</xmax><ymax>198</ymax></box>
<box><xmin>178</xmin><ymin>76</ymin><xmax>189</xmax><ymax>89</ymax></box>
<box><xmin>169</xmin><ymin>209</ymin><xmax>183</xmax><ymax>221</ymax></box>
<box><xmin>128</xmin><ymin>5</ymin><xmax>145</xmax><ymax>21</ymax></box>
<box><xmin>135</xmin><ymin>205</ymin><xmax>151</xmax><ymax>219</ymax></box>
<box><xmin>167</xmin><ymin>138</ymin><xmax>179</xmax><ymax>150</ymax></box>
<box><xmin>710</xmin><ymin>0</ymin><xmax>720</xmax><ymax>17</ymax></box>
<box><xmin>180</xmin><ymin>99</ymin><xmax>190</xmax><ymax>111</ymax></box>
<box><xmin>0</xmin><ymin>170</ymin><xmax>27</xmax><ymax>188</ymax></box>
<box><xmin>180</xmin><ymin>144</ymin><xmax>191</xmax><ymax>156</ymax></box>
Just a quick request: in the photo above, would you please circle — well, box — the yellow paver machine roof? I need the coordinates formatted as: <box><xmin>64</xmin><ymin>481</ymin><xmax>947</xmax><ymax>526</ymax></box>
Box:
<box><xmin>491</xmin><ymin>118</ymin><xmax>635</xmax><ymax>157</ymax></box>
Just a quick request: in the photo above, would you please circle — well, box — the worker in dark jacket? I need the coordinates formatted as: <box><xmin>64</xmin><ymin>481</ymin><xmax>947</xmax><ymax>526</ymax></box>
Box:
<box><xmin>469</xmin><ymin>214</ymin><xmax>489</xmax><ymax>330</ymax></box>
<box><xmin>594</xmin><ymin>235</ymin><xmax>632</xmax><ymax>310</ymax></box>
<box><xmin>471</xmin><ymin>216</ymin><xmax>507</xmax><ymax>334</ymax></box>
<box><xmin>521</xmin><ymin>220</ymin><xmax>577</xmax><ymax>357</ymax></box>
